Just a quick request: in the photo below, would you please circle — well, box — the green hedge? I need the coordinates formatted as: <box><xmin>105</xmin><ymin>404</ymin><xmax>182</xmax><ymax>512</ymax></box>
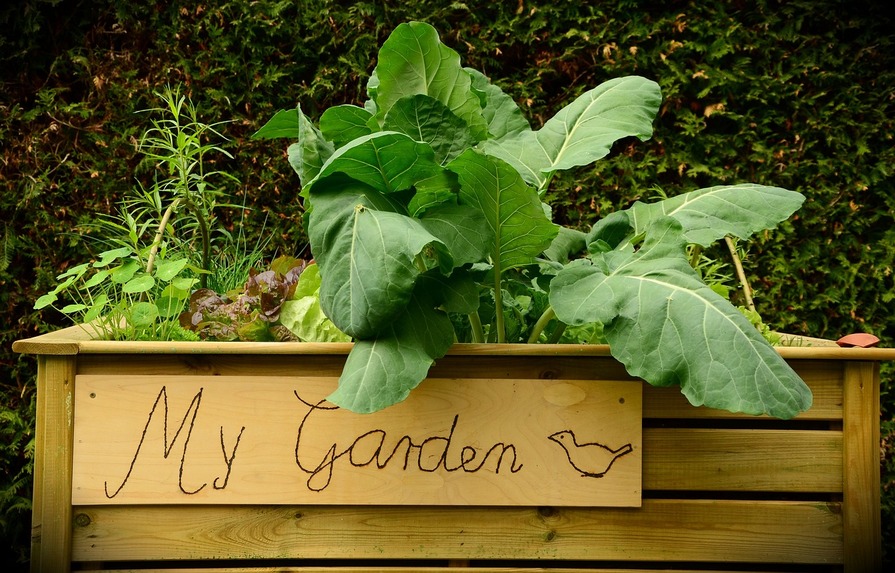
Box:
<box><xmin>2</xmin><ymin>0</ymin><xmax>894</xmax><ymax>567</ymax></box>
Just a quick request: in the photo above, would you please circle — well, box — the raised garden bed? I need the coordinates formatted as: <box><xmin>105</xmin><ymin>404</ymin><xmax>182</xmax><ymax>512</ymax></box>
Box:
<box><xmin>15</xmin><ymin>326</ymin><xmax>894</xmax><ymax>572</ymax></box>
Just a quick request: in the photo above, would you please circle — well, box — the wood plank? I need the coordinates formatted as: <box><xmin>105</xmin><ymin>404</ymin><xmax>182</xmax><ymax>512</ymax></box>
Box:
<box><xmin>15</xmin><ymin>324</ymin><xmax>895</xmax><ymax>361</ymax></box>
<box><xmin>31</xmin><ymin>356</ymin><xmax>76</xmax><ymax>573</ymax></box>
<box><xmin>91</xmin><ymin>568</ymin><xmax>787</xmax><ymax>573</ymax></box>
<box><xmin>75</xmin><ymin>353</ymin><xmax>350</xmax><ymax>378</ymax></box>
<box><xmin>643</xmin><ymin>428</ymin><xmax>842</xmax><ymax>492</ymax></box>
<box><xmin>71</xmin><ymin>375</ymin><xmax>642</xmax><ymax>507</ymax></box>
<box><xmin>70</xmin><ymin>500</ymin><xmax>842</xmax><ymax>564</ymax></box>
<box><xmin>842</xmin><ymin>361</ymin><xmax>881</xmax><ymax>573</ymax></box>
<box><xmin>76</xmin><ymin>354</ymin><xmax>847</xmax><ymax>421</ymax></box>
<box><xmin>82</xmin><ymin>562</ymin><xmax>800</xmax><ymax>573</ymax></box>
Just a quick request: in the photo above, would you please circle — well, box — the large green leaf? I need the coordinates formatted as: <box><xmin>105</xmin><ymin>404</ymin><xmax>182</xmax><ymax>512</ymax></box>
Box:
<box><xmin>372</xmin><ymin>21</ymin><xmax>488</xmax><ymax>139</ymax></box>
<box><xmin>626</xmin><ymin>184</ymin><xmax>806</xmax><ymax>247</ymax></box>
<box><xmin>550</xmin><ymin>217</ymin><xmax>812</xmax><ymax>419</ymax></box>
<box><xmin>407</xmin><ymin>169</ymin><xmax>460</xmax><ymax>216</ymax></box>
<box><xmin>309</xmin><ymin>131</ymin><xmax>440</xmax><ymax>195</ymax></box>
<box><xmin>252</xmin><ymin>108</ymin><xmax>299</xmax><ymax>140</ymax></box>
<box><xmin>419</xmin><ymin>203</ymin><xmax>493</xmax><ymax>266</ymax></box>
<box><xmin>279</xmin><ymin>264</ymin><xmax>351</xmax><ymax>343</ymax></box>
<box><xmin>384</xmin><ymin>94</ymin><xmax>478</xmax><ymax>164</ymax></box>
<box><xmin>286</xmin><ymin>105</ymin><xmax>334</xmax><ymax>188</ymax></box>
<box><xmin>319</xmin><ymin>105</ymin><xmax>373</xmax><ymax>148</ymax></box>
<box><xmin>481</xmin><ymin>76</ymin><xmax>661</xmax><ymax>192</ymax></box>
<box><xmin>448</xmin><ymin>150</ymin><xmax>558</xmax><ymax>271</ymax></box>
<box><xmin>327</xmin><ymin>286</ymin><xmax>455</xmax><ymax>413</ymax></box>
<box><xmin>465</xmin><ymin>67</ymin><xmax>530</xmax><ymax>140</ymax></box>
<box><xmin>307</xmin><ymin>183</ymin><xmax>451</xmax><ymax>339</ymax></box>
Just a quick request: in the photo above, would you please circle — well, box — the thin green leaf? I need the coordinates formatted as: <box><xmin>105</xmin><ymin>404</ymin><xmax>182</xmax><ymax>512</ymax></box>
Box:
<box><xmin>33</xmin><ymin>293</ymin><xmax>57</xmax><ymax>310</ymax></box>
<box><xmin>92</xmin><ymin>247</ymin><xmax>132</xmax><ymax>268</ymax></box>
<box><xmin>82</xmin><ymin>269</ymin><xmax>111</xmax><ymax>289</ymax></box>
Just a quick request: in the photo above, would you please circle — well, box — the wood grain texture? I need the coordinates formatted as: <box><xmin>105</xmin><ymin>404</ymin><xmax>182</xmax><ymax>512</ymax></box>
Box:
<box><xmin>31</xmin><ymin>356</ymin><xmax>76</xmax><ymax>573</ymax></box>
<box><xmin>842</xmin><ymin>361</ymin><xmax>881</xmax><ymax>573</ymax></box>
<box><xmin>74</xmin><ymin>354</ymin><xmax>846</xmax><ymax>422</ymax></box>
<box><xmin>15</xmin><ymin>324</ymin><xmax>895</xmax><ymax>361</ymax></box>
<box><xmin>643</xmin><ymin>428</ymin><xmax>842</xmax><ymax>491</ymax></box>
<box><xmin>66</xmin><ymin>559</ymin><xmax>796</xmax><ymax>573</ymax></box>
<box><xmin>71</xmin><ymin>375</ymin><xmax>642</xmax><ymax>507</ymax></box>
<box><xmin>70</xmin><ymin>500</ymin><xmax>842</xmax><ymax>564</ymax></box>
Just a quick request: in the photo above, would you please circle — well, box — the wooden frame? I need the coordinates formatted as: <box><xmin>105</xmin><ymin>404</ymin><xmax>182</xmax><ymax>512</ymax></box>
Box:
<box><xmin>15</xmin><ymin>326</ymin><xmax>895</xmax><ymax>573</ymax></box>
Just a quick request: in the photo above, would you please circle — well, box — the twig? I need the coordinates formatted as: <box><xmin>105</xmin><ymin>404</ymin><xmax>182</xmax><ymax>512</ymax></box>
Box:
<box><xmin>724</xmin><ymin>236</ymin><xmax>755</xmax><ymax>313</ymax></box>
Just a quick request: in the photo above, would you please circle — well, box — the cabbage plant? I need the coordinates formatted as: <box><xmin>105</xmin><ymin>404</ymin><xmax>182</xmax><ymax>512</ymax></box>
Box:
<box><xmin>256</xmin><ymin>21</ymin><xmax>810</xmax><ymax>418</ymax></box>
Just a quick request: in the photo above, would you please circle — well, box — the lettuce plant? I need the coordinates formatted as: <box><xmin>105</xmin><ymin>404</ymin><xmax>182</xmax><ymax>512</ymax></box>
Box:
<box><xmin>180</xmin><ymin>256</ymin><xmax>307</xmax><ymax>341</ymax></box>
<box><xmin>256</xmin><ymin>21</ymin><xmax>811</xmax><ymax>418</ymax></box>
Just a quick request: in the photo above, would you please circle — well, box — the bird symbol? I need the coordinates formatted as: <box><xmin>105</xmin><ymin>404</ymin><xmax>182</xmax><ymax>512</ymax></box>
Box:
<box><xmin>547</xmin><ymin>430</ymin><xmax>633</xmax><ymax>478</ymax></box>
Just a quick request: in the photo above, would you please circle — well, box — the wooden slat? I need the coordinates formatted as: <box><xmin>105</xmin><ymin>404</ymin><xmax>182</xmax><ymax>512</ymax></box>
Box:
<box><xmin>84</xmin><ymin>562</ymin><xmax>800</xmax><ymax>573</ymax></box>
<box><xmin>92</xmin><ymin>568</ymin><xmax>792</xmax><ymax>573</ymax></box>
<box><xmin>643</xmin><ymin>428</ymin><xmax>842</xmax><ymax>492</ymax></box>
<box><xmin>643</xmin><ymin>360</ymin><xmax>844</xmax><ymax>420</ymax></box>
<box><xmin>12</xmin><ymin>325</ymin><xmax>95</xmax><ymax>355</ymax></box>
<box><xmin>31</xmin><ymin>356</ymin><xmax>76</xmax><ymax>573</ymax></box>
<box><xmin>16</xmin><ymin>324</ymin><xmax>895</xmax><ymax>361</ymax></box>
<box><xmin>76</xmin><ymin>354</ymin><xmax>846</xmax><ymax>421</ymax></box>
<box><xmin>842</xmin><ymin>362</ymin><xmax>881</xmax><ymax>573</ymax></box>
<box><xmin>70</xmin><ymin>375</ymin><xmax>642</xmax><ymax>507</ymax></box>
<box><xmin>71</xmin><ymin>500</ymin><xmax>842</xmax><ymax>564</ymax></box>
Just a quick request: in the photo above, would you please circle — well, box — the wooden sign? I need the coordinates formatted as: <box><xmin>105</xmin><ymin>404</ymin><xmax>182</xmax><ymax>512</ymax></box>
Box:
<box><xmin>72</xmin><ymin>375</ymin><xmax>642</xmax><ymax>507</ymax></box>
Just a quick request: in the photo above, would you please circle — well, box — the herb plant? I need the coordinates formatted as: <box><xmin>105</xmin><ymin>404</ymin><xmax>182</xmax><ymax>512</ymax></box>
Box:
<box><xmin>257</xmin><ymin>21</ymin><xmax>811</xmax><ymax>418</ymax></box>
<box><xmin>35</xmin><ymin>87</ymin><xmax>236</xmax><ymax>340</ymax></box>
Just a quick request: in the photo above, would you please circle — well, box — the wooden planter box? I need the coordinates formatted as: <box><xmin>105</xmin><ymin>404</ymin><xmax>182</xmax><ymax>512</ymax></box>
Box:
<box><xmin>14</xmin><ymin>326</ymin><xmax>895</xmax><ymax>573</ymax></box>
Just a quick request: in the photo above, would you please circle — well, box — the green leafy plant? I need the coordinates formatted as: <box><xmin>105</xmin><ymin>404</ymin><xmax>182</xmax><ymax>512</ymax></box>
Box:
<box><xmin>135</xmin><ymin>85</ymin><xmax>239</xmax><ymax>288</ymax></box>
<box><xmin>34</xmin><ymin>243</ymin><xmax>200</xmax><ymax>341</ymax></box>
<box><xmin>33</xmin><ymin>86</ymin><xmax>239</xmax><ymax>340</ymax></box>
<box><xmin>256</xmin><ymin>21</ymin><xmax>811</xmax><ymax>418</ymax></box>
<box><xmin>180</xmin><ymin>257</ymin><xmax>350</xmax><ymax>343</ymax></box>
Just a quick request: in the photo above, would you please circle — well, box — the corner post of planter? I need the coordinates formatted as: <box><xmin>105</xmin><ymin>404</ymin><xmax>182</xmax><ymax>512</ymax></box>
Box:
<box><xmin>842</xmin><ymin>360</ymin><xmax>881</xmax><ymax>573</ymax></box>
<box><xmin>31</xmin><ymin>355</ymin><xmax>75</xmax><ymax>573</ymax></box>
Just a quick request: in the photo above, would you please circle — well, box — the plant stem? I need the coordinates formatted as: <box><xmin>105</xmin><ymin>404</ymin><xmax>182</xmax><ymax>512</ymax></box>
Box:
<box><xmin>184</xmin><ymin>200</ymin><xmax>212</xmax><ymax>289</ymax></box>
<box><xmin>468</xmin><ymin>311</ymin><xmax>484</xmax><ymax>343</ymax></box>
<box><xmin>528</xmin><ymin>306</ymin><xmax>557</xmax><ymax>343</ymax></box>
<box><xmin>493</xmin><ymin>264</ymin><xmax>505</xmax><ymax>343</ymax></box>
<box><xmin>688</xmin><ymin>245</ymin><xmax>703</xmax><ymax>268</ymax></box>
<box><xmin>547</xmin><ymin>321</ymin><xmax>567</xmax><ymax>344</ymax></box>
<box><xmin>145</xmin><ymin>197</ymin><xmax>181</xmax><ymax>277</ymax></box>
<box><xmin>724</xmin><ymin>236</ymin><xmax>756</xmax><ymax>313</ymax></box>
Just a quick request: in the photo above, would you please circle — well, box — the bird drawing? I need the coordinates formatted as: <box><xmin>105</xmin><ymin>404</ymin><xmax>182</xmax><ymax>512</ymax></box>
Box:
<box><xmin>547</xmin><ymin>430</ymin><xmax>634</xmax><ymax>478</ymax></box>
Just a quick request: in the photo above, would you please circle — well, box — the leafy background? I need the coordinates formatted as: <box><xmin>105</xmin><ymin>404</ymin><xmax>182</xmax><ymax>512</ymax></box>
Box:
<box><xmin>1</xmin><ymin>0</ymin><xmax>893</xmax><ymax>568</ymax></box>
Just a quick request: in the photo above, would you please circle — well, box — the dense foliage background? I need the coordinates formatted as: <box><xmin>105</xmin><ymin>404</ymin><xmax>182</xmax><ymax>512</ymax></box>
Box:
<box><xmin>2</xmin><ymin>0</ymin><xmax>893</xmax><ymax>568</ymax></box>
